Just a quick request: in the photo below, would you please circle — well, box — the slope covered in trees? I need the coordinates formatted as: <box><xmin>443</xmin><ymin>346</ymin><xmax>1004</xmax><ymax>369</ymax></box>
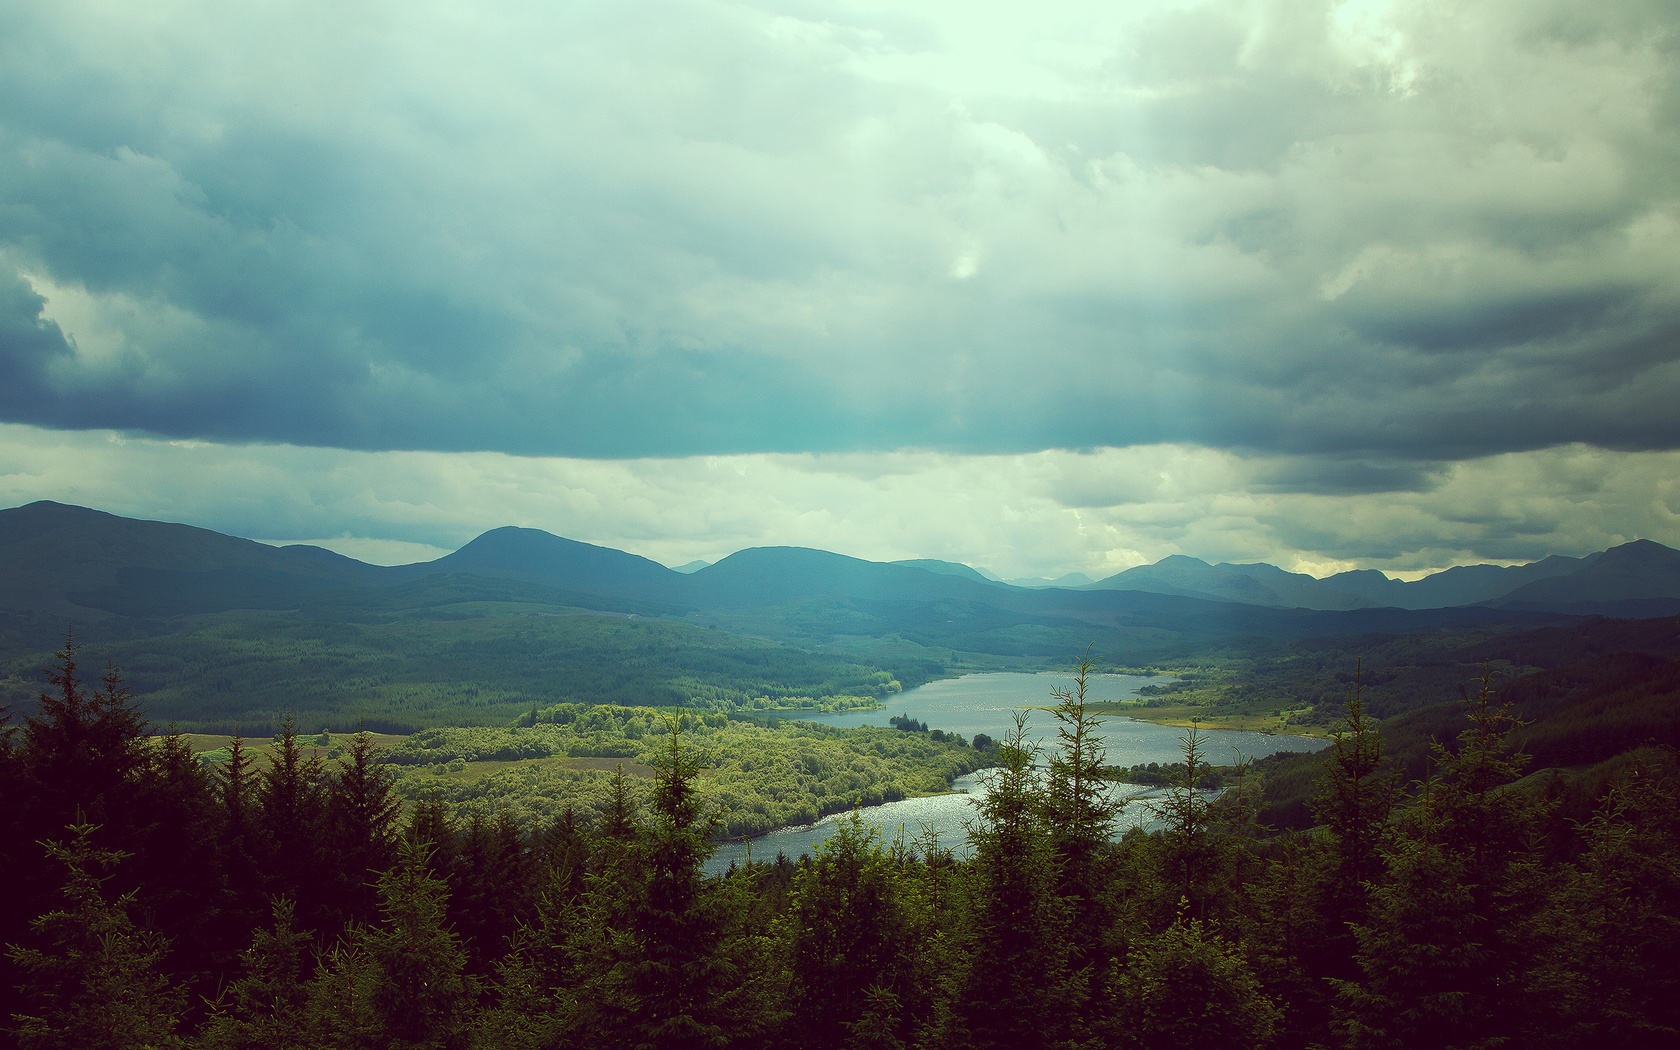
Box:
<box><xmin>3</xmin><ymin>641</ymin><xmax>1678</xmax><ymax>1048</ymax></box>
<box><xmin>0</xmin><ymin>502</ymin><xmax>1583</xmax><ymax>736</ymax></box>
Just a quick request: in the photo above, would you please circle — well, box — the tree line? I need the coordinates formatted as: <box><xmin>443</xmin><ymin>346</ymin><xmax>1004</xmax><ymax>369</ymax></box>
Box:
<box><xmin>1</xmin><ymin>643</ymin><xmax>1678</xmax><ymax>1048</ymax></box>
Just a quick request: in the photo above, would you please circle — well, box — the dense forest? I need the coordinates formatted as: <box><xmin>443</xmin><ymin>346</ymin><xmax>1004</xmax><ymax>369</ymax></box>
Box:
<box><xmin>2</xmin><ymin>642</ymin><xmax>1678</xmax><ymax>1049</ymax></box>
<box><xmin>0</xmin><ymin>597</ymin><xmax>911</xmax><ymax>737</ymax></box>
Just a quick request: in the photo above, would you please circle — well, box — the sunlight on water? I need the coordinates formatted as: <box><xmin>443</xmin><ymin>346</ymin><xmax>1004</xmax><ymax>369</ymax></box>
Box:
<box><xmin>706</xmin><ymin>671</ymin><xmax>1328</xmax><ymax>873</ymax></box>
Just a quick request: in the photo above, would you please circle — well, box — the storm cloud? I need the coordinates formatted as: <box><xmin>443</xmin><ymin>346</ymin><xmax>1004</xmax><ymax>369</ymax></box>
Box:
<box><xmin>3</xmin><ymin>1</ymin><xmax>1679</xmax><ymax>573</ymax></box>
<box><xmin>1</xmin><ymin>0</ymin><xmax>1675</xmax><ymax>460</ymax></box>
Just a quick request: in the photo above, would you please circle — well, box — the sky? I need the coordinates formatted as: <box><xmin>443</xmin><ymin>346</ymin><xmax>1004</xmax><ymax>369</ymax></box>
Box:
<box><xmin>2</xmin><ymin>0</ymin><xmax>1678</xmax><ymax>579</ymax></box>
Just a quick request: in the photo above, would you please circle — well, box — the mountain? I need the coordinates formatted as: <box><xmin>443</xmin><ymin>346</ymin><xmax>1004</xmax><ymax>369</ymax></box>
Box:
<box><xmin>891</xmin><ymin>559</ymin><xmax>1095</xmax><ymax>589</ymax></box>
<box><xmin>671</xmin><ymin>560</ymin><xmax>711</xmax><ymax>574</ymax></box>
<box><xmin>1489</xmin><ymin>540</ymin><xmax>1680</xmax><ymax>615</ymax></box>
<box><xmin>687</xmin><ymin>548</ymin><xmax>1005</xmax><ymax>608</ymax></box>
<box><xmin>1089</xmin><ymin>555</ymin><xmax>1376</xmax><ymax>611</ymax></box>
<box><xmin>891</xmin><ymin>559</ymin><xmax>998</xmax><ymax>585</ymax></box>
<box><xmin>9</xmin><ymin>501</ymin><xmax>1669</xmax><ymax>658</ymax></box>
<box><xmin>1322</xmin><ymin>554</ymin><xmax>1594</xmax><ymax>609</ymax></box>
<box><xmin>0</xmin><ymin>500</ymin><xmax>383</xmax><ymax>616</ymax></box>
<box><xmin>1087</xmin><ymin>543</ymin><xmax>1680</xmax><ymax>615</ymax></box>
<box><xmin>403</xmin><ymin>526</ymin><xmax>683</xmax><ymax>599</ymax></box>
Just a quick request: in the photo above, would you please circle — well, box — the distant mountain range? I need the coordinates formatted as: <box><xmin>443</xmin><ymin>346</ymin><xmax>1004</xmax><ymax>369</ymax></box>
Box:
<box><xmin>5</xmin><ymin>501</ymin><xmax>1680</xmax><ymax>628</ymax></box>
<box><xmin>1084</xmin><ymin>542</ymin><xmax>1680</xmax><ymax>617</ymax></box>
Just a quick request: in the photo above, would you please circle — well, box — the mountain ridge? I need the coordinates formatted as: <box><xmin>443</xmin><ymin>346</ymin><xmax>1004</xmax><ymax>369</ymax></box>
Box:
<box><xmin>5</xmin><ymin>500</ymin><xmax>1679</xmax><ymax>620</ymax></box>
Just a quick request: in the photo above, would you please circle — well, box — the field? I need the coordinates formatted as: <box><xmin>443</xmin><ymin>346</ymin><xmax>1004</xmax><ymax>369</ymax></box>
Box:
<box><xmin>159</xmin><ymin>710</ymin><xmax>993</xmax><ymax>841</ymax></box>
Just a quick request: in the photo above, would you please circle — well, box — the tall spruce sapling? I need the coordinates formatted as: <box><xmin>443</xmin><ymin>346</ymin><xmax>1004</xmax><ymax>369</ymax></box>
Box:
<box><xmin>1311</xmin><ymin>662</ymin><xmax>1395</xmax><ymax>927</ymax></box>
<box><xmin>255</xmin><ymin>715</ymin><xmax>328</xmax><ymax>925</ymax></box>
<box><xmin>950</xmin><ymin>711</ymin><xmax>1073</xmax><ymax>1050</ymax></box>
<box><xmin>1338</xmin><ymin>665</ymin><xmax>1549</xmax><ymax>1049</ymax></box>
<box><xmin>364</xmin><ymin>838</ymin><xmax>473</xmax><ymax>1047</ymax></box>
<box><xmin>1045</xmin><ymin>648</ymin><xmax>1124</xmax><ymax>862</ymax></box>
<box><xmin>21</xmin><ymin>635</ymin><xmax>150</xmax><ymax>832</ymax></box>
<box><xmin>7</xmin><ymin>823</ymin><xmax>185</xmax><ymax>1050</ymax></box>
<box><xmin>1043</xmin><ymin>648</ymin><xmax>1125</xmax><ymax>1019</ymax></box>
<box><xmin>324</xmin><ymin>729</ymin><xmax>402</xmax><ymax>927</ymax></box>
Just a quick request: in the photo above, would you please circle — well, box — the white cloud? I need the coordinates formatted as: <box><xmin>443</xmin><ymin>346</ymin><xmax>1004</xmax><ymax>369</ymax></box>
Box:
<box><xmin>3</xmin><ymin>424</ymin><xmax>1676</xmax><ymax>578</ymax></box>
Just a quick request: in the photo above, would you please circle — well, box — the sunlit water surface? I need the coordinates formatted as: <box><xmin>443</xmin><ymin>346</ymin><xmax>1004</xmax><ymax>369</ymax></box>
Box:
<box><xmin>705</xmin><ymin>672</ymin><xmax>1328</xmax><ymax>873</ymax></box>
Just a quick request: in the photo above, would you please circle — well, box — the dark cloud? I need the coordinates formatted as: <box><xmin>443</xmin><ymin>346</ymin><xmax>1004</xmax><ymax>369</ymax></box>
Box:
<box><xmin>1250</xmin><ymin>456</ymin><xmax>1444</xmax><ymax>496</ymax></box>
<box><xmin>1</xmin><ymin>0</ymin><xmax>1677</xmax><ymax>466</ymax></box>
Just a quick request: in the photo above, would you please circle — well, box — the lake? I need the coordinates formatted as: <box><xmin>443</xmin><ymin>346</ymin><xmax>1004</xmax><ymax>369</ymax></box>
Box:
<box><xmin>705</xmin><ymin>671</ymin><xmax>1328</xmax><ymax>873</ymax></box>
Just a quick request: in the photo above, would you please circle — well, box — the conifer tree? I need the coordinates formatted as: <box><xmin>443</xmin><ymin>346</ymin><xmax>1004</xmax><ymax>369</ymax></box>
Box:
<box><xmin>324</xmin><ymin>730</ymin><xmax>402</xmax><ymax>928</ymax></box>
<box><xmin>362</xmin><ymin>838</ymin><xmax>473</xmax><ymax>1048</ymax></box>
<box><xmin>6</xmin><ymin>823</ymin><xmax>184</xmax><ymax>1050</ymax></box>
<box><xmin>628</xmin><ymin>716</ymin><xmax>745</xmax><ymax>1049</ymax></box>
<box><xmin>1339</xmin><ymin>667</ymin><xmax>1548</xmax><ymax>1048</ymax></box>
<box><xmin>1108</xmin><ymin>912</ymin><xmax>1278</xmax><ymax>1050</ymax></box>
<box><xmin>1043</xmin><ymin>650</ymin><xmax>1124</xmax><ymax>1017</ymax></box>
<box><xmin>3</xmin><ymin>639</ymin><xmax>153</xmax><ymax>1025</ymax></box>
<box><xmin>18</xmin><ymin>639</ymin><xmax>150</xmax><ymax>837</ymax></box>
<box><xmin>784</xmin><ymin>811</ymin><xmax>922</xmax><ymax>1049</ymax></box>
<box><xmin>255</xmin><ymin>715</ymin><xmax>328</xmax><ymax>925</ymax></box>
<box><xmin>217</xmin><ymin>733</ymin><xmax>268</xmax><ymax>932</ymax></box>
<box><xmin>1158</xmin><ymin>725</ymin><xmax>1217</xmax><ymax>921</ymax></box>
<box><xmin>947</xmin><ymin>713</ymin><xmax>1072</xmax><ymax>1050</ymax></box>
<box><xmin>1045</xmin><ymin>650</ymin><xmax>1123</xmax><ymax>861</ymax></box>
<box><xmin>1521</xmin><ymin>750</ymin><xmax>1680</xmax><ymax>1046</ymax></box>
<box><xmin>1311</xmin><ymin>665</ymin><xmax>1394</xmax><ymax>927</ymax></box>
<box><xmin>124</xmin><ymin>725</ymin><xmax>225</xmax><ymax>998</ymax></box>
<box><xmin>196</xmin><ymin>898</ymin><xmax>315</xmax><ymax>1050</ymax></box>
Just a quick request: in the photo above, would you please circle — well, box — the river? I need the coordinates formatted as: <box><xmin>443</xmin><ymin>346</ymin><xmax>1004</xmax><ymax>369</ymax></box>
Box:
<box><xmin>704</xmin><ymin>671</ymin><xmax>1328</xmax><ymax>873</ymax></box>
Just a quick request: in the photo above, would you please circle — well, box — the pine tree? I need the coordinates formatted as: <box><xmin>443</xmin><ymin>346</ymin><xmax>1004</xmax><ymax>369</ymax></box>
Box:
<box><xmin>1157</xmin><ymin>725</ymin><xmax>1217</xmax><ymax>922</ymax></box>
<box><xmin>568</xmin><ymin>716</ymin><xmax>761</xmax><ymax>1049</ymax></box>
<box><xmin>784</xmin><ymin>811</ymin><xmax>922</xmax><ymax>1049</ymax></box>
<box><xmin>17</xmin><ymin>639</ymin><xmax>150</xmax><ymax>836</ymax></box>
<box><xmin>1338</xmin><ymin>667</ymin><xmax>1548</xmax><ymax>1049</ymax></box>
<box><xmin>256</xmin><ymin>715</ymin><xmax>328</xmax><ymax>927</ymax></box>
<box><xmin>947</xmin><ymin>712</ymin><xmax>1072</xmax><ymax>1050</ymax></box>
<box><xmin>629</xmin><ymin>716</ymin><xmax>744</xmax><ymax>1050</ymax></box>
<box><xmin>1043</xmin><ymin>650</ymin><xmax>1125</xmax><ymax>1022</ymax></box>
<box><xmin>362</xmin><ymin>839</ymin><xmax>473</xmax><ymax>1048</ymax></box>
<box><xmin>197</xmin><ymin>898</ymin><xmax>316</xmax><ymax>1050</ymax></box>
<box><xmin>124</xmin><ymin>725</ymin><xmax>226</xmax><ymax>1002</ymax></box>
<box><xmin>3</xmin><ymin>639</ymin><xmax>154</xmax><ymax>1027</ymax></box>
<box><xmin>324</xmin><ymin>730</ymin><xmax>402</xmax><ymax>928</ymax></box>
<box><xmin>1108</xmin><ymin>912</ymin><xmax>1279</xmax><ymax>1050</ymax></box>
<box><xmin>1311</xmin><ymin>665</ymin><xmax>1395</xmax><ymax>927</ymax></box>
<box><xmin>217</xmin><ymin>733</ymin><xmax>268</xmax><ymax>934</ymax></box>
<box><xmin>1522</xmin><ymin>751</ymin><xmax>1680</xmax><ymax>1046</ymax></box>
<box><xmin>1045</xmin><ymin>649</ymin><xmax>1123</xmax><ymax>861</ymax></box>
<box><xmin>6</xmin><ymin>823</ymin><xmax>185</xmax><ymax>1050</ymax></box>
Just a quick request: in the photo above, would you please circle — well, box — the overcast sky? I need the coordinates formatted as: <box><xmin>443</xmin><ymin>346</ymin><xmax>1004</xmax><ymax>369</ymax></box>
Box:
<box><xmin>3</xmin><ymin>0</ymin><xmax>1678</xmax><ymax>579</ymax></box>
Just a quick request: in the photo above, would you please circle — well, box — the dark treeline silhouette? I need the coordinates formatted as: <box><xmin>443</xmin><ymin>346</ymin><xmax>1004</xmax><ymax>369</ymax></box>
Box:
<box><xmin>3</xmin><ymin>641</ymin><xmax>1679</xmax><ymax>1049</ymax></box>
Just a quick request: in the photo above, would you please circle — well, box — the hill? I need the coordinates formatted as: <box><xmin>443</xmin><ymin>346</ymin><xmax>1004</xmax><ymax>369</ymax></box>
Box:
<box><xmin>0</xmin><ymin>501</ymin><xmax>1595</xmax><ymax>733</ymax></box>
<box><xmin>402</xmin><ymin>525</ymin><xmax>685</xmax><ymax>599</ymax></box>
<box><xmin>1089</xmin><ymin>542</ymin><xmax>1680</xmax><ymax>615</ymax></box>
<box><xmin>1252</xmin><ymin>614</ymin><xmax>1680</xmax><ymax>829</ymax></box>
<box><xmin>0</xmin><ymin>501</ymin><xmax>384</xmax><ymax>617</ymax></box>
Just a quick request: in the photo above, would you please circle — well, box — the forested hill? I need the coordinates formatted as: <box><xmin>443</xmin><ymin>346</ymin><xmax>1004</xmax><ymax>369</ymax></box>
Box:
<box><xmin>1</xmin><ymin>642</ymin><xmax>1676</xmax><ymax>1048</ymax></box>
<box><xmin>0</xmin><ymin>501</ymin><xmax>1574</xmax><ymax>732</ymax></box>
<box><xmin>1246</xmin><ymin>614</ymin><xmax>1680</xmax><ymax>830</ymax></box>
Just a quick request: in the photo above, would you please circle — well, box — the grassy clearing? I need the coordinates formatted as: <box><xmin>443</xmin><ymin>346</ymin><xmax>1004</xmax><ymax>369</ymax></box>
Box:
<box><xmin>151</xmin><ymin>731</ymin><xmax>411</xmax><ymax>768</ymax></box>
